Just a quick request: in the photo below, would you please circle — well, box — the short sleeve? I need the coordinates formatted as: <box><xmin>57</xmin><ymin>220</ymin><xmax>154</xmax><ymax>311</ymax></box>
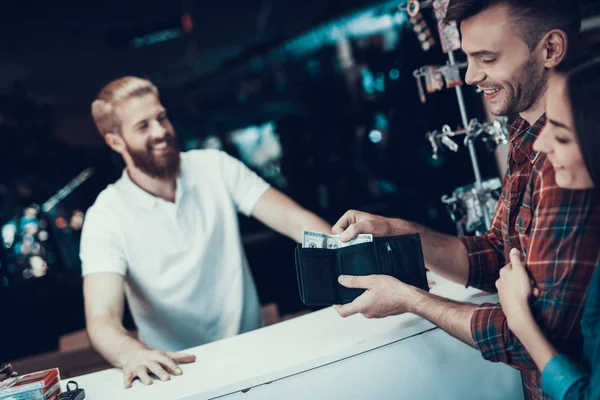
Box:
<box><xmin>79</xmin><ymin>206</ymin><xmax>127</xmax><ymax>276</ymax></box>
<box><xmin>215</xmin><ymin>151</ymin><xmax>271</xmax><ymax>216</ymax></box>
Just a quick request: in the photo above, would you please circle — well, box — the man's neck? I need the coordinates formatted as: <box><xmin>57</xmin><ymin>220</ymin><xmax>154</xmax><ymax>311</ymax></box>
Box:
<box><xmin>519</xmin><ymin>91</ymin><xmax>547</xmax><ymax>126</ymax></box>
<box><xmin>126</xmin><ymin>166</ymin><xmax>177</xmax><ymax>203</ymax></box>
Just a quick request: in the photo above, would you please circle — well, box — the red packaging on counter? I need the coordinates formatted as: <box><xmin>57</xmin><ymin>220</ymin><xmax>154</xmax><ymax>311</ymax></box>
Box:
<box><xmin>0</xmin><ymin>368</ymin><xmax>61</xmax><ymax>399</ymax></box>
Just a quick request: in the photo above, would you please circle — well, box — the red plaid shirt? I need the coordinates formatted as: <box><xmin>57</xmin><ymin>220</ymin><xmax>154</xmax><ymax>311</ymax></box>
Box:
<box><xmin>460</xmin><ymin>116</ymin><xmax>600</xmax><ymax>400</ymax></box>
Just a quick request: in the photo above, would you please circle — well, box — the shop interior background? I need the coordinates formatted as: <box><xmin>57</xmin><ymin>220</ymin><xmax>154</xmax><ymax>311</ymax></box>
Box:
<box><xmin>1</xmin><ymin>0</ymin><xmax>599</xmax><ymax>376</ymax></box>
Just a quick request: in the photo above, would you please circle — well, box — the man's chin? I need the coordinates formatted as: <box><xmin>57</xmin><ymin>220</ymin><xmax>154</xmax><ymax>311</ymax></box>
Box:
<box><xmin>488</xmin><ymin>109</ymin><xmax>508</xmax><ymax>117</ymax></box>
<box><xmin>155</xmin><ymin>161</ymin><xmax>181</xmax><ymax>179</ymax></box>
<box><xmin>135</xmin><ymin>158</ymin><xmax>181</xmax><ymax>180</ymax></box>
<box><xmin>484</xmin><ymin>94</ymin><xmax>514</xmax><ymax>117</ymax></box>
<box><xmin>149</xmin><ymin>167</ymin><xmax>180</xmax><ymax>180</ymax></box>
<box><xmin>487</xmin><ymin>102</ymin><xmax>510</xmax><ymax>117</ymax></box>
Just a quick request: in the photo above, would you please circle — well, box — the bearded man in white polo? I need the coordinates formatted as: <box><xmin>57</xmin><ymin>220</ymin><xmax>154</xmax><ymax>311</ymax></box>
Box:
<box><xmin>81</xmin><ymin>76</ymin><xmax>331</xmax><ymax>388</ymax></box>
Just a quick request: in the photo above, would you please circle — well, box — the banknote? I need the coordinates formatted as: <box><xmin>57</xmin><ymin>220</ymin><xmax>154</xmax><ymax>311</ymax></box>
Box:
<box><xmin>302</xmin><ymin>230</ymin><xmax>373</xmax><ymax>249</ymax></box>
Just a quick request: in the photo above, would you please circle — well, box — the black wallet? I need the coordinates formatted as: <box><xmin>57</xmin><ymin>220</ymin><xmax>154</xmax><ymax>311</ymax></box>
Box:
<box><xmin>294</xmin><ymin>233</ymin><xmax>429</xmax><ymax>306</ymax></box>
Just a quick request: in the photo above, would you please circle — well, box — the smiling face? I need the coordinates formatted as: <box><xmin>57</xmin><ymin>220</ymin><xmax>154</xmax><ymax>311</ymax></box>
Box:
<box><xmin>113</xmin><ymin>93</ymin><xmax>181</xmax><ymax>179</ymax></box>
<box><xmin>533</xmin><ymin>74</ymin><xmax>594</xmax><ymax>189</ymax></box>
<box><xmin>533</xmin><ymin>75</ymin><xmax>594</xmax><ymax>189</ymax></box>
<box><xmin>460</xmin><ymin>4</ymin><xmax>549</xmax><ymax>117</ymax></box>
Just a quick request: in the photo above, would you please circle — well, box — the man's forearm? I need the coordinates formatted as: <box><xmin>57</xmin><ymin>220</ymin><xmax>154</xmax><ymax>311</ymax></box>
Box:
<box><xmin>292</xmin><ymin>210</ymin><xmax>332</xmax><ymax>243</ymax></box>
<box><xmin>251</xmin><ymin>188</ymin><xmax>331</xmax><ymax>243</ymax></box>
<box><xmin>390</xmin><ymin>219</ymin><xmax>470</xmax><ymax>286</ymax></box>
<box><xmin>409</xmin><ymin>287</ymin><xmax>476</xmax><ymax>347</ymax></box>
<box><xmin>88</xmin><ymin>317</ymin><xmax>147</xmax><ymax>368</ymax></box>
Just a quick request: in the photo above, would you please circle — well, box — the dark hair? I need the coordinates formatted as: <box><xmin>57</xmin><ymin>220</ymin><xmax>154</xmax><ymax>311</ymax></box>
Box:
<box><xmin>555</xmin><ymin>55</ymin><xmax>600</xmax><ymax>186</ymax></box>
<box><xmin>444</xmin><ymin>0</ymin><xmax>581</xmax><ymax>51</ymax></box>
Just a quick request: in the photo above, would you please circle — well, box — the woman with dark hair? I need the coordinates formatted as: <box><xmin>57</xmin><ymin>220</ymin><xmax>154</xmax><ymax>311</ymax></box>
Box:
<box><xmin>496</xmin><ymin>56</ymin><xmax>600</xmax><ymax>399</ymax></box>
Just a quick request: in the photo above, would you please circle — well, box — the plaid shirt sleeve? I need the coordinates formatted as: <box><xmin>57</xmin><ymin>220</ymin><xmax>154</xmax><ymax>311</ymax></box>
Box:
<box><xmin>470</xmin><ymin>158</ymin><xmax>600</xmax><ymax>370</ymax></box>
<box><xmin>459</xmin><ymin>175</ymin><xmax>507</xmax><ymax>292</ymax></box>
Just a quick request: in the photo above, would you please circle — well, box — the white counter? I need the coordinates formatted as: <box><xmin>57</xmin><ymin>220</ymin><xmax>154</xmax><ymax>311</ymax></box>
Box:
<box><xmin>63</xmin><ymin>274</ymin><xmax>524</xmax><ymax>399</ymax></box>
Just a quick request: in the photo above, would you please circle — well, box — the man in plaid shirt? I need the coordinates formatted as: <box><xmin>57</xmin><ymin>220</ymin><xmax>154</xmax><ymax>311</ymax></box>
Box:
<box><xmin>330</xmin><ymin>1</ymin><xmax>600</xmax><ymax>399</ymax></box>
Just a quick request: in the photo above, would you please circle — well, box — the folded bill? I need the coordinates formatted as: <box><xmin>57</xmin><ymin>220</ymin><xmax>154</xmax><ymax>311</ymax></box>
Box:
<box><xmin>302</xmin><ymin>230</ymin><xmax>373</xmax><ymax>249</ymax></box>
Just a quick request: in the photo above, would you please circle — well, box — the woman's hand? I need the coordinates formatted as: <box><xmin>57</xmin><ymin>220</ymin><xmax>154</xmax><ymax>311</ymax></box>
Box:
<box><xmin>495</xmin><ymin>249</ymin><xmax>540</xmax><ymax>333</ymax></box>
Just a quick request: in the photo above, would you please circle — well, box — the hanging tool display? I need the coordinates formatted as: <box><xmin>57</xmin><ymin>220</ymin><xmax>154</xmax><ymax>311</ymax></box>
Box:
<box><xmin>412</xmin><ymin>61</ymin><xmax>468</xmax><ymax>103</ymax></box>
<box><xmin>432</xmin><ymin>0</ymin><xmax>461</xmax><ymax>53</ymax></box>
<box><xmin>399</xmin><ymin>0</ymin><xmax>508</xmax><ymax>235</ymax></box>
<box><xmin>403</xmin><ymin>0</ymin><xmax>437</xmax><ymax>51</ymax></box>
<box><xmin>441</xmin><ymin>178</ymin><xmax>503</xmax><ymax>236</ymax></box>
<box><xmin>425</xmin><ymin>117</ymin><xmax>510</xmax><ymax>159</ymax></box>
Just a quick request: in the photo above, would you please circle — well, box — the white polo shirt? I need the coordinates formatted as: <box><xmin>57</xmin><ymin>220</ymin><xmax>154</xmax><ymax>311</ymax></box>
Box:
<box><xmin>80</xmin><ymin>150</ymin><xmax>270</xmax><ymax>351</ymax></box>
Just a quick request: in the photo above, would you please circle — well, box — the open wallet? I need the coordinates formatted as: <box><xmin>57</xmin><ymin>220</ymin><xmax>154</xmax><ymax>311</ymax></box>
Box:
<box><xmin>294</xmin><ymin>234</ymin><xmax>429</xmax><ymax>306</ymax></box>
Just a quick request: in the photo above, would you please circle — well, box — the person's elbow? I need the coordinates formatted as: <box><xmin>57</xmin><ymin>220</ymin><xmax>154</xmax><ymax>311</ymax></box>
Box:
<box><xmin>86</xmin><ymin>313</ymin><xmax>122</xmax><ymax>345</ymax></box>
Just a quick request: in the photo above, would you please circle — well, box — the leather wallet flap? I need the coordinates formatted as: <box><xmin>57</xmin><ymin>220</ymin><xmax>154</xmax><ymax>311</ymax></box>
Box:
<box><xmin>335</xmin><ymin>243</ymin><xmax>377</xmax><ymax>303</ymax></box>
<box><xmin>373</xmin><ymin>234</ymin><xmax>429</xmax><ymax>292</ymax></box>
<box><xmin>295</xmin><ymin>245</ymin><xmax>336</xmax><ymax>306</ymax></box>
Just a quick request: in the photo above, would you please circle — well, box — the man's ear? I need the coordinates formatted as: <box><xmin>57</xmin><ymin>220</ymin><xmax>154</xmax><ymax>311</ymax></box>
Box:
<box><xmin>540</xmin><ymin>29</ymin><xmax>569</xmax><ymax>69</ymax></box>
<box><xmin>105</xmin><ymin>132</ymin><xmax>125</xmax><ymax>153</ymax></box>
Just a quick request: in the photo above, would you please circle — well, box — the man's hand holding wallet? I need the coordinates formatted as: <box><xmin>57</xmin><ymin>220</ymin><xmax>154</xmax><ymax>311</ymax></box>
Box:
<box><xmin>295</xmin><ymin>229</ymin><xmax>430</xmax><ymax>314</ymax></box>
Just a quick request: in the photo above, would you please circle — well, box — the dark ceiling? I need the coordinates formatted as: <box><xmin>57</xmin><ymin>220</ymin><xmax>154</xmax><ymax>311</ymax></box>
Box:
<box><xmin>1</xmin><ymin>0</ymin><xmax>598</xmax><ymax>107</ymax></box>
<box><xmin>0</xmin><ymin>0</ymin><xmax>385</xmax><ymax>104</ymax></box>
